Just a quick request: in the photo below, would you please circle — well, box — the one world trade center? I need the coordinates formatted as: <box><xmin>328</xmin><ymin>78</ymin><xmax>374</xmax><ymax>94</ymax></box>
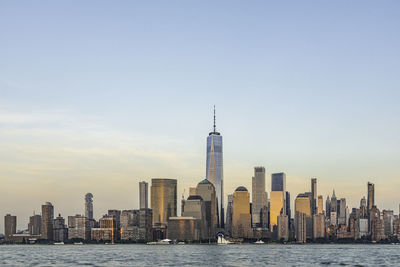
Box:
<box><xmin>206</xmin><ymin>106</ymin><xmax>224</xmax><ymax>228</ymax></box>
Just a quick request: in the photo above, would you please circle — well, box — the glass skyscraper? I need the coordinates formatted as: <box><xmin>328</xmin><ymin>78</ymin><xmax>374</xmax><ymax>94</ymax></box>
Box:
<box><xmin>206</xmin><ymin>107</ymin><xmax>224</xmax><ymax>228</ymax></box>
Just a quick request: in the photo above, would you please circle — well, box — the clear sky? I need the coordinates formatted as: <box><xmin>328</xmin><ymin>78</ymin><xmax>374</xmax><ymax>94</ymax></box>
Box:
<box><xmin>1</xmin><ymin>1</ymin><xmax>400</xmax><ymax>232</ymax></box>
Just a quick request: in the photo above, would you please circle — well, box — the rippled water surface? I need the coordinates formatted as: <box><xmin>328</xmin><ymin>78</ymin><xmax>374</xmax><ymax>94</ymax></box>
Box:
<box><xmin>0</xmin><ymin>244</ymin><xmax>399</xmax><ymax>266</ymax></box>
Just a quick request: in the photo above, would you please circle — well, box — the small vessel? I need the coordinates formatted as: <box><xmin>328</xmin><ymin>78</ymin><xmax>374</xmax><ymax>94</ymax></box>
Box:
<box><xmin>74</xmin><ymin>242</ymin><xmax>84</xmax><ymax>245</ymax></box>
<box><xmin>254</xmin><ymin>240</ymin><xmax>265</xmax><ymax>244</ymax></box>
<box><xmin>217</xmin><ymin>235</ymin><xmax>228</xmax><ymax>245</ymax></box>
<box><xmin>177</xmin><ymin>241</ymin><xmax>186</xmax><ymax>245</ymax></box>
<box><xmin>54</xmin><ymin>242</ymin><xmax>64</xmax><ymax>245</ymax></box>
<box><xmin>147</xmin><ymin>239</ymin><xmax>172</xmax><ymax>245</ymax></box>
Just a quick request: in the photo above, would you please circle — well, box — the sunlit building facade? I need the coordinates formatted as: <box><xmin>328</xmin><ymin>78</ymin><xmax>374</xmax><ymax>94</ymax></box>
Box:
<box><xmin>206</xmin><ymin>108</ymin><xmax>224</xmax><ymax>228</ymax></box>
<box><xmin>295</xmin><ymin>193</ymin><xmax>312</xmax><ymax>240</ymax></box>
<box><xmin>232</xmin><ymin>187</ymin><xmax>251</xmax><ymax>238</ymax></box>
<box><xmin>270</xmin><ymin>172</ymin><xmax>286</xmax><ymax>229</ymax></box>
<box><xmin>151</xmin><ymin>178</ymin><xmax>177</xmax><ymax>226</ymax></box>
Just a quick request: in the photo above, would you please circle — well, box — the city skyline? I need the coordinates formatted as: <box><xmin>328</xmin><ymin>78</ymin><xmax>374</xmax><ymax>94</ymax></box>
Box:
<box><xmin>1</xmin><ymin>1</ymin><xmax>400</xmax><ymax>233</ymax></box>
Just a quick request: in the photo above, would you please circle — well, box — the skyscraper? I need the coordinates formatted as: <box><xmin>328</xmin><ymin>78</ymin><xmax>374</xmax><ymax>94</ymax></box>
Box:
<box><xmin>232</xmin><ymin>186</ymin><xmax>251</xmax><ymax>238</ymax></box>
<box><xmin>41</xmin><ymin>202</ymin><xmax>54</xmax><ymax>240</ymax></box>
<box><xmin>251</xmin><ymin>166</ymin><xmax>268</xmax><ymax>228</ymax></box>
<box><xmin>85</xmin><ymin>193</ymin><xmax>93</xmax><ymax>220</ymax></box>
<box><xmin>151</xmin><ymin>178</ymin><xmax>177</xmax><ymax>226</ymax></box>
<box><xmin>270</xmin><ymin>172</ymin><xmax>286</xmax><ymax>229</ymax></box>
<box><xmin>28</xmin><ymin>214</ymin><xmax>41</xmax><ymax>235</ymax></box>
<box><xmin>317</xmin><ymin>195</ymin><xmax>323</xmax><ymax>215</ymax></box>
<box><xmin>206</xmin><ymin>106</ymin><xmax>224</xmax><ymax>228</ymax></box>
<box><xmin>311</xmin><ymin>178</ymin><xmax>317</xmax><ymax>216</ymax></box>
<box><xmin>295</xmin><ymin>193</ymin><xmax>312</xmax><ymax>240</ymax></box>
<box><xmin>367</xmin><ymin>182</ymin><xmax>375</xmax><ymax>214</ymax></box>
<box><xmin>139</xmin><ymin>181</ymin><xmax>148</xmax><ymax>209</ymax></box>
<box><xmin>196</xmin><ymin>179</ymin><xmax>218</xmax><ymax>237</ymax></box>
<box><xmin>4</xmin><ymin>214</ymin><xmax>16</xmax><ymax>241</ymax></box>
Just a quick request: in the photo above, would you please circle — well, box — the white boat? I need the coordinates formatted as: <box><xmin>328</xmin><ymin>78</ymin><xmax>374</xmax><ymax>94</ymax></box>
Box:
<box><xmin>177</xmin><ymin>241</ymin><xmax>186</xmax><ymax>245</ymax></box>
<box><xmin>54</xmin><ymin>242</ymin><xmax>64</xmax><ymax>245</ymax></box>
<box><xmin>74</xmin><ymin>242</ymin><xmax>83</xmax><ymax>245</ymax></box>
<box><xmin>147</xmin><ymin>239</ymin><xmax>172</xmax><ymax>245</ymax></box>
<box><xmin>217</xmin><ymin>236</ymin><xmax>228</xmax><ymax>245</ymax></box>
<box><xmin>254</xmin><ymin>240</ymin><xmax>265</xmax><ymax>244</ymax></box>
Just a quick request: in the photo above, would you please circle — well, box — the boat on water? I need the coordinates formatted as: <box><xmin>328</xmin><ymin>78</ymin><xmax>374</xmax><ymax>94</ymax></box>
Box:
<box><xmin>54</xmin><ymin>242</ymin><xmax>64</xmax><ymax>245</ymax></box>
<box><xmin>177</xmin><ymin>241</ymin><xmax>186</xmax><ymax>245</ymax></box>
<box><xmin>217</xmin><ymin>236</ymin><xmax>229</xmax><ymax>245</ymax></box>
<box><xmin>147</xmin><ymin>239</ymin><xmax>172</xmax><ymax>245</ymax></box>
<box><xmin>74</xmin><ymin>242</ymin><xmax>84</xmax><ymax>245</ymax></box>
<box><xmin>254</xmin><ymin>240</ymin><xmax>265</xmax><ymax>244</ymax></box>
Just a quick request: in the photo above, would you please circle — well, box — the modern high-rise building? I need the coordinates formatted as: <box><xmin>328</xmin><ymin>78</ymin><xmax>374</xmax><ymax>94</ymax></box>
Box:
<box><xmin>286</xmin><ymin>191</ymin><xmax>291</xmax><ymax>221</ymax></box>
<box><xmin>313</xmin><ymin>214</ymin><xmax>325</xmax><ymax>240</ymax></box>
<box><xmin>295</xmin><ymin>193</ymin><xmax>312</xmax><ymax>240</ymax></box>
<box><xmin>68</xmin><ymin>214</ymin><xmax>91</xmax><ymax>240</ymax></box>
<box><xmin>232</xmin><ymin>187</ymin><xmax>251</xmax><ymax>238</ymax></box>
<box><xmin>270</xmin><ymin>172</ymin><xmax>286</xmax><ymax>229</ymax></box>
<box><xmin>4</xmin><ymin>214</ymin><xmax>16</xmax><ymax>241</ymax></box>
<box><xmin>151</xmin><ymin>178</ymin><xmax>177</xmax><ymax>226</ymax></box>
<box><xmin>251</xmin><ymin>166</ymin><xmax>268</xmax><ymax>228</ymax></box>
<box><xmin>182</xmin><ymin>195</ymin><xmax>208</xmax><ymax>239</ymax></box>
<box><xmin>317</xmin><ymin>195</ymin><xmax>323</xmax><ymax>215</ymax></box>
<box><xmin>277</xmin><ymin>214</ymin><xmax>289</xmax><ymax>241</ymax></box>
<box><xmin>196</xmin><ymin>179</ymin><xmax>218</xmax><ymax>237</ymax></box>
<box><xmin>206</xmin><ymin>106</ymin><xmax>224</xmax><ymax>228</ymax></box>
<box><xmin>338</xmin><ymin>198</ymin><xmax>347</xmax><ymax>225</ymax></box>
<box><xmin>53</xmin><ymin>214</ymin><xmax>68</xmax><ymax>242</ymax></box>
<box><xmin>85</xmin><ymin>193</ymin><xmax>93</xmax><ymax>220</ymax></box>
<box><xmin>41</xmin><ymin>202</ymin><xmax>54</xmax><ymax>240</ymax></box>
<box><xmin>139</xmin><ymin>181</ymin><xmax>148</xmax><ymax>209</ymax></box>
<box><xmin>28</xmin><ymin>214</ymin><xmax>41</xmax><ymax>236</ymax></box>
<box><xmin>225</xmin><ymin>194</ymin><xmax>234</xmax><ymax>236</ymax></box>
<box><xmin>311</xmin><ymin>178</ymin><xmax>317</xmax><ymax>216</ymax></box>
<box><xmin>367</xmin><ymin>182</ymin><xmax>375</xmax><ymax>214</ymax></box>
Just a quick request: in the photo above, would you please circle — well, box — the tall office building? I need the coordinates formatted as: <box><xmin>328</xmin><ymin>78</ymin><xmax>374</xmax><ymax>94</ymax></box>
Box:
<box><xmin>206</xmin><ymin>106</ymin><xmax>224</xmax><ymax>228</ymax></box>
<box><xmin>251</xmin><ymin>166</ymin><xmax>268</xmax><ymax>228</ymax></box>
<box><xmin>232</xmin><ymin>187</ymin><xmax>251</xmax><ymax>238</ymax></box>
<box><xmin>317</xmin><ymin>196</ymin><xmax>323</xmax><ymax>215</ymax></box>
<box><xmin>225</xmin><ymin>194</ymin><xmax>234</xmax><ymax>236</ymax></box>
<box><xmin>286</xmin><ymin>191</ymin><xmax>291</xmax><ymax>221</ymax></box>
<box><xmin>68</xmin><ymin>214</ymin><xmax>91</xmax><ymax>240</ymax></box>
<box><xmin>338</xmin><ymin>198</ymin><xmax>347</xmax><ymax>225</ymax></box>
<box><xmin>28</xmin><ymin>214</ymin><xmax>41</xmax><ymax>235</ymax></box>
<box><xmin>295</xmin><ymin>193</ymin><xmax>312</xmax><ymax>240</ymax></box>
<box><xmin>196</xmin><ymin>179</ymin><xmax>218</xmax><ymax>237</ymax></box>
<box><xmin>311</xmin><ymin>178</ymin><xmax>317</xmax><ymax>216</ymax></box>
<box><xmin>4</xmin><ymin>214</ymin><xmax>16</xmax><ymax>241</ymax></box>
<box><xmin>326</xmin><ymin>196</ymin><xmax>331</xmax><ymax>219</ymax></box>
<box><xmin>367</xmin><ymin>182</ymin><xmax>375</xmax><ymax>214</ymax></box>
<box><xmin>85</xmin><ymin>193</ymin><xmax>93</xmax><ymax>220</ymax></box>
<box><xmin>53</xmin><ymin>214</ymin><xmax>68</xmax><ymax>242</ymax></box>
<box><xmin>139</xmin><ymin>181</ymin><xmax>148</xmax><ymax>209</ymax></box>
<box><xmin>270</xmin><ymin>172</ymin><xmax>286</xmax><ymax>229</ymax></box>
<box><xmin>151</xmin><ymin>178</ymin><xmax>177</xmax><ymax>226</ymax></box>
<box><xmin>41</xmin><ymin>202</ymin><xmax>54</xmax><ymax>240</ymax></box>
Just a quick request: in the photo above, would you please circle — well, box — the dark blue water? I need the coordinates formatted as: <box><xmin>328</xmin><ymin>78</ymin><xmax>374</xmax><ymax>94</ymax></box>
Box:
<box><xmin>0</xmin><ymin>244</ymin><xmax>399</xmax><ymax>266</ymax></box>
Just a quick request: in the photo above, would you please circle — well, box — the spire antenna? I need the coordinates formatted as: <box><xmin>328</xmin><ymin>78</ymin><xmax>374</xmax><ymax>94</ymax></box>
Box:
<box><xmin>213</xmin><ymin>105</ymin><xmax>216</xmax><ymax>133</ymax></box>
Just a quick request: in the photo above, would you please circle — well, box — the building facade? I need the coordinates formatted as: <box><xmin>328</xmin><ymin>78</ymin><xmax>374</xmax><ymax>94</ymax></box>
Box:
<box><xmin>41</xmin><ymin>202</ymin><xmax>54</xmax><ymax>240</ymax></box>
<box><xmin>139</xmin><ymin>181</ymin><xmax>148</xmax><ymax>209</ymax></box>
<box><xmin>232</xmin><ymin>187</ymin><xmax>251</xmax><ymax>238</ymax></box>
<box><xmin>151</xmin><ymin>178</ymin><xmax>177</xmax><ymax>226</ymax></box>
<box><xmin>270</xmin><ymin>172</ymin><xmax>286</xmax><ymax>229</ymax></box>
<box><xmin>206</xmin><ymin>107</ymin><xmax>224</xmax><ymax>228</ymax></box>
<box><xmin>4</xmin><ymin>214</ymin><xmax>17</xmax><ymax>241</ymax></box>
<box><xmin>252</xmin><ymin>167</ymin><xmax>268</xmax><ymax>228</ymax></box>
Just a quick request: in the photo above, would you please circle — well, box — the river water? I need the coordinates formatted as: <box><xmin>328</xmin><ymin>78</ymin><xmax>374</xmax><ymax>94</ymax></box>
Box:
<box><xmin>0</xmin><ymin>244</ymin><xmax>399</xmax><ymax>266</ymax></box>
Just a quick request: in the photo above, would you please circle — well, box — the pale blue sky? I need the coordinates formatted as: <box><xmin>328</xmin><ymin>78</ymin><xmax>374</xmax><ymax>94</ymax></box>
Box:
<box><xmin>1</xmin><ymin>1</ymin><xmax>400</xmax><ymax>232</ymax></box>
